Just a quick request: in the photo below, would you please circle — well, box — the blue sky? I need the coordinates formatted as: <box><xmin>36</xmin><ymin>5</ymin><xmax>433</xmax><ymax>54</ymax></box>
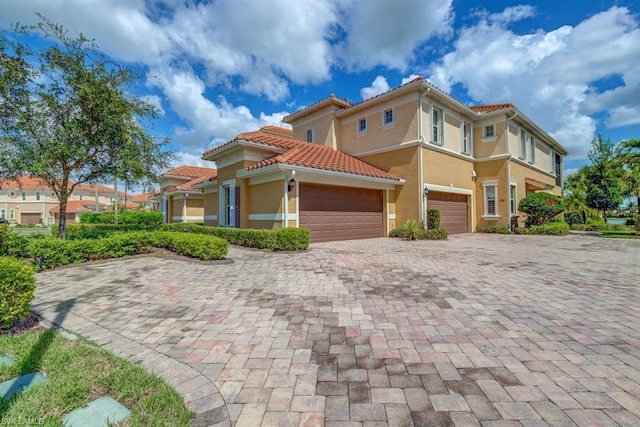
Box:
<box><xmin>2</xmin><ymin>0</ymin><xmax>639</xmax><ymax>178</ymax></box>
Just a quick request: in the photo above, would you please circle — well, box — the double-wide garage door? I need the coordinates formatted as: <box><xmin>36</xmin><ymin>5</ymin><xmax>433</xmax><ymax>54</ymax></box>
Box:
<box><xmin>427</xmin><ymin>191</ymin><xmax>469</xmax><ymax>234</ymax></box>
<box><xmin>299</xmin><ymin>183</ymin><xmax>383</xmax><ymax>242</ymax></box>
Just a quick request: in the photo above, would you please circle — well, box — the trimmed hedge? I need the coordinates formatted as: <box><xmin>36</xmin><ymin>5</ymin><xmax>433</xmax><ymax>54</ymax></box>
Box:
<box><xmin>0</xmin><ymin>257</ymin><xmax>36</xmax><ymax>329</ymax></box>
<box><xmin>57</xmin><ymin>223</ymin><xmax>160</xmax><ymax>239</ymax></box>
<box><xmin>28</xmin><ymin>231</ymin><xmax>228</xmax><ymax>269</ymax></box>
<box><xmin>79</xmin><ymin>212</ymin><xmax>164</xmax><ymax>227</ymax></box>
<box><xmin>159</xmin><ymin>224</ymin><xmax>310</xmax><ymax>251</ymax></box>
<box><xmin>154</xmin><ymin>232</ymin><xmax>228</xmax><ymax>260</ymax></box>
<box><xmin>516</xmin><ymin>221</ymin><xmax>570</xmax><ymax>235</ymax></box>
<box><xmin>476</xmin><ymin>225</ymin><xmax>510</xmax><ymax>234</ymax></box>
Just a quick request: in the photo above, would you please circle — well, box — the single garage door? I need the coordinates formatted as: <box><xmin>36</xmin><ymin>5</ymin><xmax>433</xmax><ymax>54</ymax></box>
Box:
<box><xmin>299</xmin><ymin>183</ymin><xmax>383</xmax><ymax>242</ymax></box>
<box><xmin>20</xmin><ymin>212</ymin><xmax>42</xmax><ymax>226</ymax></box>
<box><xmin>427</xmin><ymin>191</ymin><xmax>469</xmax><ymax>234</ymax></box>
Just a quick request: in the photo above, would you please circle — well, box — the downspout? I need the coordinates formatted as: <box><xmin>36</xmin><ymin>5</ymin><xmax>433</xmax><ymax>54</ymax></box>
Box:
<box><xmin>506</xmin><ymin>111</ymin><xmax>518</xmax><ymax>230</ymax></box>
<box><xmin>284</xmin><ymin>171</ymin><xmax>295</xmax><ymax>228</ymax></box>
<box><xmin>183</xmin><ymin>193</ymin><xmax>188</xmax><ymax>223</ymax></box>
<box><xmin>418</xmin><ymin>87</ymin><xmax>430</xmax><ymax>227</ymax></box>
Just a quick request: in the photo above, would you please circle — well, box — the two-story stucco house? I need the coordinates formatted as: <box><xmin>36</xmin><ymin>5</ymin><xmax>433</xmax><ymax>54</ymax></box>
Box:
<box><xmin>156</xmin><ymin>165</ymin><xmax>218</xmax><ymax>223</ymax></box>
<box><xmin>0</xmin><ymin>176</ymin><xmax>132</xmax><ymax>225</ymax></box>
<box><xmin>188</xmin><ymin>77</ymin><xmax>566</xmax><ymax>242</ymax></box>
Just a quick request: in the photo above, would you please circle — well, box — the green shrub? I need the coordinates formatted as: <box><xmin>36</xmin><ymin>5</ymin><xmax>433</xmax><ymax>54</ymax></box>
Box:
<box><xmin>62</xmin><ymin>223</ymin><xmax>159</xmax><ymax>239</ymax></box>
<box><xmin>518</xmin><ymin>192</ymin><xmax>565</xmax><ymax>226</ymax></box>
<box><xmin>564</xmin><ymin>211</ymin><xmax>586</xmax><ymax>226</ymax></box>
<box><xmin>0</xmin><ymin>225</ymin><xmax>10</xmax><ymax>256</ymax></box>
<box><xmin>418</xmin><ymin>228</ymin><xmax>448</xmax><ymax>240</ymax></box>
<box><xmin>426</xmin><ymin>209</ymin><xmax>440</xmax><ymax>229</ymax></box>
<box><xmin>79</xmin><ymin>212</ymin><xmax>163</xmax><ymax>227</ymax></box>
<box><xmin>516</xmin><ymin>221</ymin><xmax>570</xmax><ymax>235</ymax></box>
<box><xmin>400</xmin><ymin>218</ymin><xmax>421</xmax><ymax>240</ymax></box>
<box><xmin>158</xmin><ymin>223</ymin><xmax>309</xmax><ymax>250</ymax></box>
<box><xmin>388</xmin><ymin>228</ymin><xmax>402</xmax><ymax>238</ymax></box>
<box><xmin>275</xmin><ymin>228</ymin><xmax>310</xmax><ymax>251</ymax></box>
<box><xmin>154</xmin><ymin>232</ymin><xmax>227</xmax><ymax>260</ymax></box>
<box><xmin>476</xmin><ymin>225</ymin><xmax>511</xmax><ymax>234</ymax></box>
<box><xmin>0</xmin><ymin>257</ymin><xmax>36</xmax><ymax>329</ymax></box>
<box><xmin>27</xmin><ymin>232</ymin><xmax>156</xmax><ymax>269</ymax></box>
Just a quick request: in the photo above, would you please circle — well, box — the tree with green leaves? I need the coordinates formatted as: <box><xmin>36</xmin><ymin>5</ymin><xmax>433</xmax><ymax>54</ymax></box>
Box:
<box><xmin>617</xmin><ymin>139</ymin><xmax>640</xmax><ymax>217</ymax></box>
<box><xmin>0</xmin><ymin>16</ymin><xmax>172</xmax><ymax>238</ymax></box>
<box><xmin>582</xmin><ymin>135</ymin><xmax>624</xmax><ymax>221</ymax></box>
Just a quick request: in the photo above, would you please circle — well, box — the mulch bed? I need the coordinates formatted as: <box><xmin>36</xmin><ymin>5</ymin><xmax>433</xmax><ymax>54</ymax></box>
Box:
<box><xmin>1</xmin><ymin>312</ymin><xmax>42</xmax><ymax>335</ymax></box>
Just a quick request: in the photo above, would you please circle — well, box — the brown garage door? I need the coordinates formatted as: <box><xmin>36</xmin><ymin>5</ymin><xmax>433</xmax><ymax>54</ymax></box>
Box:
<box><xmin>299</xmin><ymin>183</ymin><xmax>383</xmax><ymax>242</ymax></box>
<box><xmin>427</xmin><ymin>191</ymin><xmax>469</xmax><ymax>234</ymax></box>
<box><xmin>20</xmin><ymin>212</ymin><xmax>42</xmax><ymax>226</ymax></box>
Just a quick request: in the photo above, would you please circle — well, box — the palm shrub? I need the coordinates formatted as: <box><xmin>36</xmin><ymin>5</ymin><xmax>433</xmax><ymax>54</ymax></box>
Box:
<box><xmin>400</xmin><ymin>218</ymin><xmax>421</xmax><ymax>240</ymax></box>
<box><xmin>0</xmin><ymin>257</ymin><xmax>36</xmax><ymax>329</ymax></box>
<box><xmin>518</xmin><ymin>192</ymin><xmax>565</xmax><ymax>226</ymax></box>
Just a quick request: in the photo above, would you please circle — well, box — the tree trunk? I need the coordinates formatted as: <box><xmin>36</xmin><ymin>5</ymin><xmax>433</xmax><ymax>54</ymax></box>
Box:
<box><xmin>114</xmin><ymin>179</ymin><xmax>119</xmax><ymax>225</ymax></box>
<box><xmin>602</xmin><ymin>209</ymin><xmax>607</xmax><ymax>222</ymax></box>
<box><xmin>57</xmin><ymin>189</ymin><xmax>68</xmax><ymax>239</ymax></box>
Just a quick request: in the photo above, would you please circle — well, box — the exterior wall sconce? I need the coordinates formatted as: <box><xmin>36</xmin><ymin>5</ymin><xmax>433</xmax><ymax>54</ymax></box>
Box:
<box><xmin>287</xmin><ymin>178</ymin><xmax>295</xmax><ymax>193</ymax></box>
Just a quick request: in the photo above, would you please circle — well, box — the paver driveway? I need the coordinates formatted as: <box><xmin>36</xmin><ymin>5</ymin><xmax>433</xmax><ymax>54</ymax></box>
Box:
<box><xmin>34</xmin><ymin>233</ymin><xmax>640</xmax><ymax>426</ymax></box>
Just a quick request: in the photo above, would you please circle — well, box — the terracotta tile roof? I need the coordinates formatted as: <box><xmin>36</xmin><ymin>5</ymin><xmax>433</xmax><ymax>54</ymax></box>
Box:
<box><xmin>175</xmin><ymin>170</ymin><xmax>218</xmax><ymax>191</ymax></box>
<box><xmin>161</xmin><ymin>165</ymin><xmax>217</xmax><ymax>179</ymax></box>
<box><xmin>49</xmin><ymin>200</ymin><xmax>106</xmax><ymax>213</ymax></box>
<box><xmin>283</xmin><ymin>94</ymin><xmax>352</xmax><ymax>123</ymax></box>
<box><xmin>470</xmin><ymin>103</ymin><xmax>515</xmax><ymax>113</ymax></box>
<box><xmin>0</xmin><ymin>175</ymin><xmax>124</xmax><ymax>196</ymax></box>
<box><xmin>235</xmin><ymin>128</ymin><xmax>401</xmax><ymax>181</ymax></box>
<box><xmin>131</xmin><ymin>191</ymin><xmax>157</xmax><ymax>202</ymax></box>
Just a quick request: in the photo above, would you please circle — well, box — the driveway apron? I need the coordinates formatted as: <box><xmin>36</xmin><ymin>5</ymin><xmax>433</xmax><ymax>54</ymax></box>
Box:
<box><xmin>34</xmin><ymin>234</ymin><xmax>640</xmax><ymax>426</ymax></box>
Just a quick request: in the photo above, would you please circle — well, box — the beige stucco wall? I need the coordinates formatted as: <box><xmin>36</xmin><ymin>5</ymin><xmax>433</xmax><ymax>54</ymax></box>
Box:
<box><xmin>249</xmin><ymin>220</ymin><xmax>281</xmax><ymax>231</ymax></box>
<box><xmin>474</xmin><ymin>119</ymin><xmax>507</xmax><ymax>159</ymax></box>
<box><xmin>338</xmin><ymin>100</ymin><xmax>418</xmax><ymax>154</ymax></box>
<box><xmin>442</xmin><ymin>113</ymin><xmax>462</xmax><ymax>152</ymax></box>
<box><xmin>423</xmin><ymin>148</ymin><xmax>475</xmax><ymax>190</ymax></box>
<box><xmin>186</xmin><ymin>198</ymin><xmax>204</xmax><ymax>217</ymax></box>
<box><xmin>250</xmin><ymin>180</ymin><xmax>283</xmax><ymax>215</ymax></box>
<box><xmin>292</xmin><ymin>110</ymin><xmax>338</xmax><ymax>148</ymax></box>
<box><xmin>203</xmin><ymin>190</ymin><xmax>219</xmax><ymax>226</ymax></box>
<box><xmin>535</xmin><ymin>143</ymin><xmax>552</xmax><ymax>172</ymax></box>
<box><xmin>474</xmin><ymin>160</ymin><xmax>508</xmax><ymax>229</ymax></box>
<box><xmin>360</xmin><ymin>145</ymin><xmax>419</xmax><ymax>227</ymax></box>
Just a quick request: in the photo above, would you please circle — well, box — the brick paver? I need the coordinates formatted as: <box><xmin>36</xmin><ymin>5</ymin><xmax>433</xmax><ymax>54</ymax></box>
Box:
<box><xmin>33</xmin><ymin>233</ymin><xmax>640</xmax><ymax>425</ymax></box>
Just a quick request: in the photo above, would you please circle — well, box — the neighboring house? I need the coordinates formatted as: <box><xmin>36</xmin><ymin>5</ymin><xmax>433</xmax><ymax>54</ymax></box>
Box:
<box><xmin>131</xmin><ymin>191</ymin><xmax>158</xmax><ymax>211</ymax></box>
<box><xmin>156</xmin><ymin>166</ymin><xmax>218</xmax><ymax>223</ymax></box>
<box><xmin>0</xmin><ymin>175</ymin><xmax>133</xmax><ymax>225</ymax></box>
<box><xmin>50</xmin><ymin>200</ymin><xmax>106</xmax><ymax>223</ymax></box>
<box><xmin>198</xmin><ymin>77</ymin><xmax>567</xmax><ymax>242</ymax></box>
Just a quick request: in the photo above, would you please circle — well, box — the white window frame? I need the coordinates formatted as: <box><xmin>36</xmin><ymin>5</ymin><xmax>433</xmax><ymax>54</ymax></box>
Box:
<box><xmin>529</xmin><ymin>137</ymin><xmax>536</xmax><ymax>164</ymax></box>
<box><xmin>357</xmin><ymin>118</ymin><xmax>367</xmax><ymax>134</ymax></box>
<box><xmin>519</xmin><ymin>129</ymin><xmax>528</xmax><ymax>160</ymax></box>
<box><xmin>482</xmin><ymin>180</ymin><xmax>499</xmax><ymax>218</ymax></box>
<box><xmin>382</xmin><ymin>108</ymin><xmax>394</xmax><ymax>126</ymax></box>
<box><xmin>305</xmin><ymin>128</ymin><xmax>315</xmax><ymax>143</ymax></box>
<box><xmin>0</xmin><ymin>209</ymin><xmax>5</xmax><ymax>218</ymax></box>
<box><xmin>461</xmin><ymin>120</ymin><xmax>472</xmax><ymax>155</ymax></box>
<box><xmin>219</xmin><ymin>179</ymin><xmax>236</xmax><ymax>227</ymax></box>
<box><xmin>431</xmin><ymin>106</ymin><xmax>443</xmax><ymax>145</ymax></box>
<box><xmin>509</xmin><ymin>183</ymin><xmax>517</xmax><ymax>217</ymax></box>
<box><xmin>483</xmin><ymin>124</ymin><xmax>495</xmax><ymax>138</ymax></box>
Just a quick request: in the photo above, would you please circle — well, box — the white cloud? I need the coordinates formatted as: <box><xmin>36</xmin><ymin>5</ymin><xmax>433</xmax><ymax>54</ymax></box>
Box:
<box><xmin>141</xmin><ymin>95</ymin><xmax>165</xmax><ymax>117</ymax></box>
<box><xmin>360</xmin><ymin>76</ymin><xmax>390</xmax><ymax>100</ymax></box>
<box><xmin>148</xmin><ymin>66</ymin><xmax>289</xmax><ymax>151</ymax></box>
<box><xmin>337</xmin><ymin>0</ymin><xmax>453</xmax><ymax>70</ymax></box>
<box><xmin>608</xmin><ymin>106</ymin><xmax>640</xmax><ymax>128</ymax></box>
<box><xmin>427</xmin><ymin>6</ymin><xmax>640</xmax><ymax>160</ymax></box>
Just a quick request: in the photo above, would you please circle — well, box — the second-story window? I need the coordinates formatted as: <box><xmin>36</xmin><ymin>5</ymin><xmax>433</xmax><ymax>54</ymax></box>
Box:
<box><xmin>36</xmin><ymin>192</ymin><xmax>41</xmax><ymax>201</ymax></box>
<box><xmin>21</xmin><ymin>192</ymin><xmax>26</xmax><ymax>201</ymax></box>
<box><xmin>461</xmin><ymin>122</ymin><xmax>472</xmax><ymax>155</ymax></box>
<box><xmin>529</xmin><ymin>137</ymin><xmax>536</xmax><ymax>164</ymax></box>
<box><xmin>432</xmin><ymin>107</ymin><xmax>443</xmax><ymax>144</ymax></box>
<box><xmin>383</xmin><ymin>108</ymin><xmax>394</xmax><ymax>125</ymax></box>
<box><xmin>519</xmin><ymin>130</ymin><xmax>526</xmax><ymax>159</ymax></box>
<box><xmin>305</xmin><ymin>129</ymin><xmax>314</xmax><ymax>143</ymax></box>
<box><xmin>358</xmin><ymin>118</ymin><xmax>367</xmax><ymax>133</ymax></box>
<box><xmin>484</xmin><ymin>124</ymin><xmax>495</xmax><ymax>138</ymax></box>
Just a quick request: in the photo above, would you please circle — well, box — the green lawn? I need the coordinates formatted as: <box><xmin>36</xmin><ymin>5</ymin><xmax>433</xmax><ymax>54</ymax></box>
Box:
<box><xmin>0</xmin><ymin>330</ymin><xmax>192</xmax><ymax>426</ymax></box>
<box><xmin>600</xmin><ymin>229</ymin><xmax>640</xmax><ymax>239</ymax></box>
